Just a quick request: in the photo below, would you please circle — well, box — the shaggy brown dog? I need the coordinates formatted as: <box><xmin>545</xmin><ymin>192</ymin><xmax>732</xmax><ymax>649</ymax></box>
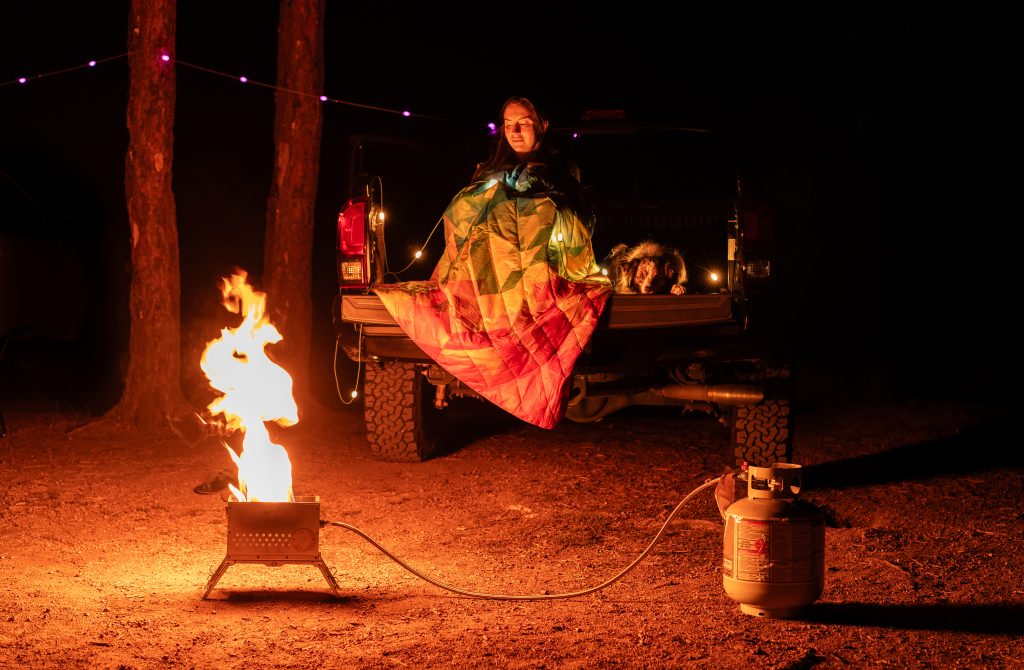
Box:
<box><xmin>607</xmin><ymin>241</ymin><xmax>687</xmax><ymax>295</ymax></box>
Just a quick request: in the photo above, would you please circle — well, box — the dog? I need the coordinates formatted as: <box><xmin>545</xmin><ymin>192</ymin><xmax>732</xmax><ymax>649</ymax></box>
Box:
<box><xmin>606</xmin><ymin>241</ymin><xmax>687</xmax><ymax>295</ymax></box>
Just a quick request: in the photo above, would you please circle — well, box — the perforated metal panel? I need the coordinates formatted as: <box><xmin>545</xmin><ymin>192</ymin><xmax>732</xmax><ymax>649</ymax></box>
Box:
<box><xmin>225</xmin><ymin>496</ymin><xmax>320</xmax><ymax>560</ymax></box>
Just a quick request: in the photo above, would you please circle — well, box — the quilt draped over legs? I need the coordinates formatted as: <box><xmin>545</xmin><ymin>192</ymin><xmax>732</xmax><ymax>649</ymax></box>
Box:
<box><xmin>373</xmin><ymin>169</ymin><xmax>611</xmax><ymax>429</ymax></box>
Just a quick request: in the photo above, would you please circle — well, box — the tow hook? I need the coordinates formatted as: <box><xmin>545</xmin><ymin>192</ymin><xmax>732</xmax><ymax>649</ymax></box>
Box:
<box><xmin>425</xmin><ymin>365</ymin><xmax>453</xmax><ymax>409</ymax></box>
<box><xmin>434</xmin><ymin>383</ymin><xmax>449</xmax><ymax>409</ymax></box>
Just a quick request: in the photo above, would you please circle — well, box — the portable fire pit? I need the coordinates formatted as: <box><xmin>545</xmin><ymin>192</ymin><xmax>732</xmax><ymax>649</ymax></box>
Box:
<box><xmin>203</xmin><ymin>495</ymin><xmax>340</xmax><ymax>599</ymax></box>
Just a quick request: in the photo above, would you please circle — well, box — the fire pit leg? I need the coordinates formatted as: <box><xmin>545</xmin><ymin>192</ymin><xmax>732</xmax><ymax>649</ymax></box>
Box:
<box><xmin>203</xmin><ymin>558</ymin><xmax>233</xmax><ymax>599</ymax></box>
<box><xmin>315</xmin><ymin>558</ymin><xmax>342</xmax><ymax>595</ymax></box>
<box><xmin>202</xmin><ymin>557</ymin><xmax>340</xmax><ymax>599</ymax></box>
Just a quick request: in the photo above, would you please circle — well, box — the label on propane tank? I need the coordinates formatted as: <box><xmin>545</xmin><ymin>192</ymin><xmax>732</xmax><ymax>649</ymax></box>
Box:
<box><xmin>734</xmin><ymin>518</ymin><xmax>819</xmax><ymax>583</ymax></box>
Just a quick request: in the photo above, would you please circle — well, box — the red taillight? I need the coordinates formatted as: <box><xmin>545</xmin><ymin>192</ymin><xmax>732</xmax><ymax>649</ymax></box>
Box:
<box><xmin>338</xmin><ymin>197</ymin><xmax>366</xmax><ymax>255</ymax></box>
<box><xmin>337</xmin><ymin>197</ymin><xmax>369</xmax><ymax>289</ymax></box>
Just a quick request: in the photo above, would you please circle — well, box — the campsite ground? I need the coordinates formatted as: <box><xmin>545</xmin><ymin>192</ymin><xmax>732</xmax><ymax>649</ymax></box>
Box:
<box><xmin>1</xmin><ymin>396</ymin><xmax>1021</xmax><ymax>669</ymax></box>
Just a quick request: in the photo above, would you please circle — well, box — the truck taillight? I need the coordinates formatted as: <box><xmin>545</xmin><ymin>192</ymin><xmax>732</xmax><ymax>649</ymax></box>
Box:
<box><xmin>337</xmin><ymin>197</ymin><xmax>369</xmax><ymax>289</ymax></box>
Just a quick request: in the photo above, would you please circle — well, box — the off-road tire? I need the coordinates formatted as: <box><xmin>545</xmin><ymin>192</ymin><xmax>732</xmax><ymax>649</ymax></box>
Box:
<box><xmin>730</xmin><ymin>399</ymin><xmax>793</xmax><ymax>467</ymax></box>
<box><xmin>363</xmin><ymin>360</ymin><xmax>439</xmax><ymax>462</ymax></box>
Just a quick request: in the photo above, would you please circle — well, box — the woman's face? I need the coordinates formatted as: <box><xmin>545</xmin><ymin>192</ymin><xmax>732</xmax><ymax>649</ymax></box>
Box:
<box><xmin>503</xmin><ymin>101</ymin><xmax>547</xmax><ymax>157</ymax></box>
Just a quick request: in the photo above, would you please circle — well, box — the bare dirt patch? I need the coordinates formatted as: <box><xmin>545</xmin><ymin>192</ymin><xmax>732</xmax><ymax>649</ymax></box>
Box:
<box><xmin>1</xmin><ymin>400</ymin><xmax>1021</xmax><ymax>669</ymax></box>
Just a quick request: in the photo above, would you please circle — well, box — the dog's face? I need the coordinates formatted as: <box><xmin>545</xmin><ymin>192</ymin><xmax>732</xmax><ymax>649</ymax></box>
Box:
<box><xmin>609</xmin><ymin>241</ymin><xmax>687</xmax><ymax>295</ymax></box>
<box><xmin>628</xmin><ymin>257</ymin><xmax>678</xmax><ymax>295</ymax></box>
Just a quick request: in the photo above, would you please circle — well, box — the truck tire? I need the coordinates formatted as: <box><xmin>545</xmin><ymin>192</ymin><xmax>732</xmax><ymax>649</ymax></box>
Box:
<box><xmin>363</xmin><ymin>360</ymin><xmax>439</xmax><ymax>462</ymax></box>
<box><xmin>730</xmin><ymin>399</ymin><xmax>793</xmax><ymax>467</ymax></box>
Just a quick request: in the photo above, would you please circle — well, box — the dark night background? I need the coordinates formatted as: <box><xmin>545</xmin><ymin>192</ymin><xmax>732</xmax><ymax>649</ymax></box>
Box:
<box><xmin>0</xmin><ymin>5</ymin><xmax>1015</xmax><ymax>415</ymax></box>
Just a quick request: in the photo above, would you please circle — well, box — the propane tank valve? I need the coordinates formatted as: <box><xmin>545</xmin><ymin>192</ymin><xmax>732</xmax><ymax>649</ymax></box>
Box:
<box><xmin>722</xmin><ymin>463</ymin><xmax>825</xmax><ymax>618</ymax></box>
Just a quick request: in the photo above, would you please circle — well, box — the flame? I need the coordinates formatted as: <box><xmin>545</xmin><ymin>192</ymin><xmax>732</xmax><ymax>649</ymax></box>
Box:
<box><xmin>200</xmin><ymin>270</ymin><xmax>297</xmax><ymax>502</ymax></box>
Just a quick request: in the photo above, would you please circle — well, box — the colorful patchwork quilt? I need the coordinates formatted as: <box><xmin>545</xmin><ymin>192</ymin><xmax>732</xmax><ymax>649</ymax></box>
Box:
<box><xmin>373</xmin><ymin>165</ymin><xmax>612</xmax><ymax>428</ymax></box>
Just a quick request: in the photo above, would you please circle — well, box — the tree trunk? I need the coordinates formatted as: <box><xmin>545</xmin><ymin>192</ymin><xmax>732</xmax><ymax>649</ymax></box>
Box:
<box><xmin>112</xmin><ymin>0</ymin><xmax>190</xmax><ymax>431</ymax></box>
<box><xmin>264</xmin><ymin>0</ymin><xmax>325</xmax><ymax>409</ymax></box>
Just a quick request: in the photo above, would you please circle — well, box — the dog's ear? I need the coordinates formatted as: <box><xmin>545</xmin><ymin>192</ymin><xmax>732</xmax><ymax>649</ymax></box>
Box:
<box><xmin>624</xmin><ymin>258</ymin><xmax>645</xmax><ymax>293</ymax></box>
<box><xmin>607</xmin><ymin>244</ymin><xmax>627</xmax><ymax>265</ymax></box>
<box><xmin>661</xmin><ymin>259</ymin><xmax>677</xmax><ymax>279</ymax></box>
<box><xmin>666</xmin><ymin>249</ymin><xmax>687</xmax><ymax>284</ymax></box>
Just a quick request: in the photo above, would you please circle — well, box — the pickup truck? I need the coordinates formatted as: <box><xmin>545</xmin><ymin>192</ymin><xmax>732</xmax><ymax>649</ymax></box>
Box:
<box><xmin>331</xmin><ymin>114</ymin><xmax>793</xmax><ymax>466</ymax></box>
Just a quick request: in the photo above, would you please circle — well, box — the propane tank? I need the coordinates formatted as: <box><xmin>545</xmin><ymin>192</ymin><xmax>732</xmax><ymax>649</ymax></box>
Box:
<box><xmin>722</xmin><ymin>463</ymin><xmax>825</xmax><ymax>618</ymax></box>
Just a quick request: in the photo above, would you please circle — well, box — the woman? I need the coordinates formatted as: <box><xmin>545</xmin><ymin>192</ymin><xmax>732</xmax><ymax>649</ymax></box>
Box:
<box><xmin>373</xmin><ymin>96</ymin><xmax>611</xmax><ymax>429</ymax></box>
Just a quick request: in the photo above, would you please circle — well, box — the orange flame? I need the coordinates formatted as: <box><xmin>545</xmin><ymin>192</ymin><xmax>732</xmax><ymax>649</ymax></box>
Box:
<box><xmin>200</xmin><ymin>270</ymin><xmax>297</xmax><ymax>502</ymax></box>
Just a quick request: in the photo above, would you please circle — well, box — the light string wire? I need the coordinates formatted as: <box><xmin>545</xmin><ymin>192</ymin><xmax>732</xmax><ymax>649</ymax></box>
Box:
<box><xmin>333</xmin><ymin>324</ymin><xmax>363</xmax><ymax>405</ymax></box>
<box><xmin>380</xmin><ymin>214</ymin><xmax>445</xmax><ymax>283</ymax></box>
<box><xmin>2</xmin><ymin>50</ymin><xmax>481</xmax><ymax>127</ymax></box>
<box><xmin>0</xmin><ymin>52</ymin><xmax>128</xmax><ymax>88</ymax></box>
<box><xmin>369</xmin><ymin>176</ymin><xmax>446</xmax><ymax>285</ymax></box>
<box><xmin>173</xmin><ymin>57</ymin><xmax>404</xmax><ymax>116</ymax></box>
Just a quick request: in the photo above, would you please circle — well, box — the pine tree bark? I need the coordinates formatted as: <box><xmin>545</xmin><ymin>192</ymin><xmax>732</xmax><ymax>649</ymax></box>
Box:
<box><xmin>112</xmin><ymin>0</ymin><xmax>190</xmax><ymax>430</ymax></box>
<box><xmin>264</xmin><ymin>0</ymin><xmax>325</xmax><ymax>408</ymax></box>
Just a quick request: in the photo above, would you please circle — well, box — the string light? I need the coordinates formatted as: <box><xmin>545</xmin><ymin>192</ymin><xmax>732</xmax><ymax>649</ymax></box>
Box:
<box><xmin>334</xmin><ymin>325</ymin><xmax>364</xmax><ymax>406</ymax></box>
<box><xmin>2</xmin><ymin>53</ymin><xmax>128</xmax><ymax>89</ymax></box>
<box><xmin>2</xmin><ymin>50</ymin><xmax>483</xmax><ymax>127</ymax></box>
<box><xmin>170</xmin><ymin>55</ymin><xmax>471</xmax><ymax>122</ymax></box>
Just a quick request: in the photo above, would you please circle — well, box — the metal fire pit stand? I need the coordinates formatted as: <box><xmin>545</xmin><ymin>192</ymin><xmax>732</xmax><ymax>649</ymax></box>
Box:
<box><xmin>203</xmin><ymin>496</ymin><xmax>340</xmax><ymax>599</ymax></box>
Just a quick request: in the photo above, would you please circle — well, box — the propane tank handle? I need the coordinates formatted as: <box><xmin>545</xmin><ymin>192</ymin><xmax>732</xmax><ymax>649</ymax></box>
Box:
<box><xmin>747</xmin><ymin>463</ymin><xmax>802</xmax><ymax>499</ymax></box>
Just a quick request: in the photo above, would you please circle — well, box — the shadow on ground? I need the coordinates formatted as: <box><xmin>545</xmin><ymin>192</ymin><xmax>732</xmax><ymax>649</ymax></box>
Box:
<box><xmin>799</xmin><ymin>602</ymin><xmax>1024</xmax><ymax>635</ymax></box>
<box><xmin>430</xmin><ymin>398</ymin><xmax>522</xmax><ymax>457</ymax></box>
<box><xmin>804</xmin><ymin>415</ymin><xmax>1019</xmax><ymax>490</ymax></box>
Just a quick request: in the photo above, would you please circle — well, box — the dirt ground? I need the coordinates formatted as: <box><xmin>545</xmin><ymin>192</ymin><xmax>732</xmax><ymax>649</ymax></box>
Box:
<box><xmin>1</xmin><ymin>396</ymin><xmax>1021</xmax><ymax>669</ymax></box>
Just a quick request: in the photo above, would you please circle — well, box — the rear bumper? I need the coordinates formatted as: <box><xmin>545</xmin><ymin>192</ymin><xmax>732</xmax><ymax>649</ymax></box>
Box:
<box><xmin>333</xmin><ymin>293</ymin><xmax>431</xmax><ymax>361</ymax></box>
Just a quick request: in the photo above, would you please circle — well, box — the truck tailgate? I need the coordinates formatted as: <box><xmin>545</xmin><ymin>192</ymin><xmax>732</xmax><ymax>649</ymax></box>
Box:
<box><xmin>340</xmin><ymin>292</ymin><xmax>734</xmax><ymax>332</ymax></box>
